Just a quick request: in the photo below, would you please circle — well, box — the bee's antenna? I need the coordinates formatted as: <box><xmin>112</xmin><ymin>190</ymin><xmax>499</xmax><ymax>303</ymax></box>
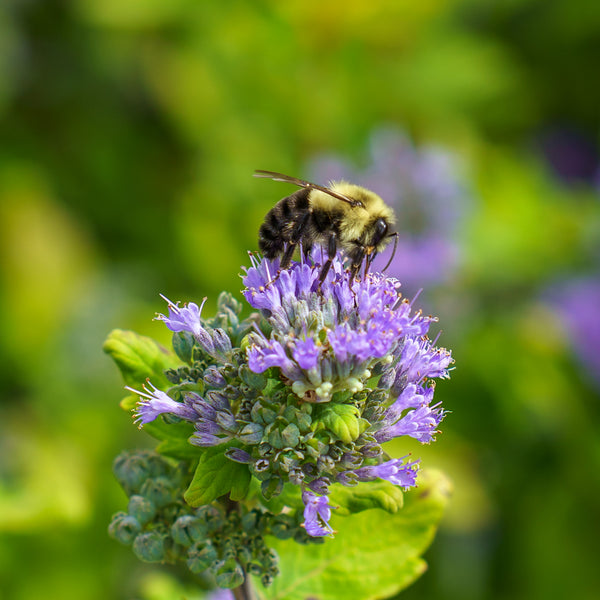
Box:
<box><xmin>381</xmin><ymin>232</ymin><xmax>398</xmax><ymax>274</ymax></box>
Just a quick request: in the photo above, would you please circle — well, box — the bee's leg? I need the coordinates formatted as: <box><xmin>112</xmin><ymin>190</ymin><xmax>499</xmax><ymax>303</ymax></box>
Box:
<box><xmin>279</xmin><ymin>211</ymin><xmax>311</xmax><ymax>270</ymax></box>
<box><xmin>317</xmin><ymin>232</ymin><xmax>337</xmax><ymax>288</ymax></box>
<box><xmin>349</xmin><ymin>248</ymin><xmax>365</xmax><ymax>283</ymax></box>
<box><xmin>346</xmin><ymin>249</ymin><xmax>364</xmax><ymax>307</ymax></box>
<box><xmin>279</xmin><ymin>242</ymin><xmax>297</xmax><ymax>272</ymax></box>
<box><xmin>266</xmin><ymin>212</ymin><xmax>312</xmax><ymax>287</ymax></box>
<box><xmin>364</xmin><ymin>250</ymin><xmax>377</xmax><ymax>278</ymax></box>
<box><xmin>302</xmin><ymin>241</ymin><xmax>313</xmax><ymax>261</ymax></box>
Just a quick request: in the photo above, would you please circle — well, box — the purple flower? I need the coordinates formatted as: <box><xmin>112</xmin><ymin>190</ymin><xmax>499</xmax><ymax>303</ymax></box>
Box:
<box><xmin>390</xmin><ymin>337</ymin><xmax>453</xmax><ymax>393</ymax></box>
<box><xmin>156</xmin><ymin>295</ymin><xmax>215</xmax><ymax>355</ymax></box>
<box><xmin>292</xmin><ymin>337</ymin><xmax>322</xmax><ymax>370</ymax></box>
<box><xmin>126</xmin><ymin>381</ymin><xmax>198</xmax><ymax>426</ymax></box>
<box><xmin>302</xmin><ymin>490</ymin><xmax>336</xmax><ymax>537</ymax></box>
<box><xmin>125</xmin><ymin>383</ymin><xmax>236</xmax><ymax>446</ymax></box>
<box><xmin>352</xmin><ymin>456</ymin><xmax>420</xmax><ymax>490</ymax></box>
<box><xmin>383</xmin><ymin>383</ymin><xmax>434</xmax><ymax>424</ymax></box>
<box><xmin>375</xmin><ymin>402</ymin><xmax>444</xmax><ymax>444</ymax></box>
<box><xmin>247</xmin><ymin>338</ymin><xmax>297</xmax><ymax>377</ymax></box>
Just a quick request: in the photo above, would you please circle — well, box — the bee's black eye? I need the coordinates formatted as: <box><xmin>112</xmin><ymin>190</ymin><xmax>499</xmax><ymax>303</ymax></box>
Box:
<box><xmin>374</xmin><ymin>218</ymin><xmax>388</xmax><ymax>243</ymax></box>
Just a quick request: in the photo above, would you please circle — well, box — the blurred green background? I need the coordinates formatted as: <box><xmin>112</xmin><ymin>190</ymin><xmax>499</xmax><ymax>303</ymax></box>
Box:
<box><xmin>1</xmin><ymin>1</ymin><xmax>599</xmax><ymax>599</ymax></box>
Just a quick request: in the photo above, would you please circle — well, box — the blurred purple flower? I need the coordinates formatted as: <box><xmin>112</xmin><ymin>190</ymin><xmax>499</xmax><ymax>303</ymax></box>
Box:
<box><xmin>550</xmin><ymin>276</ymin><xmax>600</xmax><ymax>387</ymax></box>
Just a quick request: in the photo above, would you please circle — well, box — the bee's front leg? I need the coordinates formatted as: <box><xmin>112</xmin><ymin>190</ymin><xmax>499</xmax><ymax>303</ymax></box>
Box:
<box><xmin>317</xmin><ymin>232</ymin><xmax>337</xmax><ymax>288</ymax></box>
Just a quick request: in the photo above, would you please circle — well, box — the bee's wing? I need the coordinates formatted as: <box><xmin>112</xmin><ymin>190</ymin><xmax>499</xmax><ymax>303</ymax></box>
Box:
<box><xmin>254</xmin><ymin>170</ymin><xmax>364</xmax><ymax>208</ymax></box>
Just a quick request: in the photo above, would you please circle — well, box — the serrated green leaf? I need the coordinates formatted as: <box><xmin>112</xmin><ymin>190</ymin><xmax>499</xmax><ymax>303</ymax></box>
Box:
<box><xmin>103</xmin><ymin>329</ymin><xmax>180</xmax><ymax>388</ymax></box>
<box><xmin>329</xmin><ymin>480</ymin><xmax>404</xmax><ymax>516</ymax></box>
<box><xmin>184</xmin><ymin>443</ymin><xmax>252</xmax><ymax>506</ymax></box>
<box><xmin>255</xmin><ymin>469</ymin><xmax>452</xmax><ymax>600</ymax></box>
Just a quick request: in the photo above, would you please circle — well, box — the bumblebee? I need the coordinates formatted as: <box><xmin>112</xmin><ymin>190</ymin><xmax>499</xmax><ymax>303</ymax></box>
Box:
<box><xmin>254</xmin><ymin>169</ymin><xmax>397</xmax><ymax>283</ymax></box>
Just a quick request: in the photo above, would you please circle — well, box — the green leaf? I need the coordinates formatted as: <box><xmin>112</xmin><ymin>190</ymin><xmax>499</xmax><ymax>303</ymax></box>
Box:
<box><xmin>103</xmin><ymin>329</ymin><xmax>180</xmax><ymax>388</ymax></box>
<box><xmin>255</xmin><ymin>469</ymin><xmax>452</xmax><ymax>600</ymax></box>
<box><xmin>154</xmin><ymin>421</ymin><xmax>205</xmax><ymax>460</ymax></box>
<box><xmin>184</xmin><ymin>443</ymin><xmax>252</xmax><ymax>506</ymax></box>
<box><xmin>329</xmin><ymin>480</ymin><xmax>404</xmax><ymax>516</ymax></box>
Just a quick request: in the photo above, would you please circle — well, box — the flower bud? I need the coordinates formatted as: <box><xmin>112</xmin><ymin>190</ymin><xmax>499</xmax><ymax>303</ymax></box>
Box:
<box><xmin>187</xmin><ymin>540</ymin><xmax>218</xmax><ymax>574</ymax></box>
<box><xmin>215</xmin><ymin>559</ymin><xmax>245</xmax><ymax>589</ymax></box>
<box><xmin>238</xmin><ymin>422</ymin><xmax>264</xmax><ymax>445</ymax></box>
<box><xmin>271</xmin><ymin>514</ymin><xmax>296</xmax><ymax>539</ymax></box>
<box><xmin>211</xmin><ymin>328</ymin><xmax>233</xmax><ymax>359</ymax></box>
<box><xmin>127</xmin><ymin>495</ymin><xmax>156</xmax><ymax>526</ymax></box>
<box><xmin>108</xmin><ymin>512</ymin><xmax>141</xmax><ymax>545</ymax></box>
<box><xmin>133</xmin><ymin>531</ymin><xmax>166</xmax><ymax>563</ymax></box>
<box><xmin>203</xmin><ymin>366</ymin><xmax>227</xmax><ymax>388</ymax></box>
<box><xmin>224</xmin><ymin>447</ymin><xmax>253</xmax><ymax>464</ymax></box>
<box><xmin>172</xmin><ymin>331</ymin><xmax>195</xmax><ymax>363</ymax></box>
<box><xmin>172</xmin><ymin>515</ymin><xmax>206</xmax><ymax>546</ymax></box>
<box><xmin>140</xmin><ymin>477</ymin><xmax>173</xmax><ymax>508</ymax></box>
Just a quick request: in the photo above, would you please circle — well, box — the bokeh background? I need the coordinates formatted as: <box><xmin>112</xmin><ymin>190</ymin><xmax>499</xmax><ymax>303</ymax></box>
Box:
<box><xmin>1</xmin><ymin>1</ymin><xmax>599</xmax><ymax>599</ymax></box>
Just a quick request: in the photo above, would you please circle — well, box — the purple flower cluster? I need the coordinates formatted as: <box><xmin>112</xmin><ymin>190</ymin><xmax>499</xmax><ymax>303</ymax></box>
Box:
<box><xmin>308</xmin><ymin>127</ymin><xmax>471</xmax><ymax>290</ymax></box>
<box><xmin>126</xmin><ymin>252</ymin><xmax>452</xmax><ymax>538</ymax></box>
<box><xmin>242</xmin><ymin>251</ymin><xmax>448</xmax><ymax>402</ymax></box>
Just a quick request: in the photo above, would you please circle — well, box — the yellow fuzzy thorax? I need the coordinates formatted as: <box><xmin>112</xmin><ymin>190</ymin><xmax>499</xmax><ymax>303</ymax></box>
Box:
<box><xmin>309</xmin><ymin>181</ymin><xmax>395</xmax><ymax>242</ymax></box>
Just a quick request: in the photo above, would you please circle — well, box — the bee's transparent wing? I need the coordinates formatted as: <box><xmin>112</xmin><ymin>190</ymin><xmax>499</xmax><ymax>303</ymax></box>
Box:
<box><xmin>254</xmin><ymin>170</ymin><xmax>364</xmax><ymax>208</ymax></box>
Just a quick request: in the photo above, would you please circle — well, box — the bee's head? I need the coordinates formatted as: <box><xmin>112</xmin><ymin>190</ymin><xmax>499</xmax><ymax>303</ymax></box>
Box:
<box><xmin>365</xmin><ymin>216</ymin><xmax>396</xmax><ymax>252</ymax></box>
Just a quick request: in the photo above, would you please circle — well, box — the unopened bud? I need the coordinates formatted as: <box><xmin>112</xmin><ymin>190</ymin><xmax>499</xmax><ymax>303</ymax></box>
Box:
<box><xmin>128</xmin><ymin>495</ymin><xmax>156</xmax><ymax>526</ymax></box>
<box><xmin>133</xmin><ymin>531</ymin><xmax>166</xmax><ymax>563</ymax></box>
<box><xmin>108</xmin><ymin>512</ymin><xmax>141</xmax><ymax>545</ymax></box>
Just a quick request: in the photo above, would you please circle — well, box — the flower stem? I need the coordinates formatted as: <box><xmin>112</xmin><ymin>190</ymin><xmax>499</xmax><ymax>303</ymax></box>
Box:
<box><xmin>232</xmin><ymin>577</ymin><xmax>256</xmax><ymax>600</ymax></box>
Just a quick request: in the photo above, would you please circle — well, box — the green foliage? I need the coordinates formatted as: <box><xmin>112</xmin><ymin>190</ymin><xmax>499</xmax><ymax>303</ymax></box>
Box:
<box><xmin>329</xmin><ymin>480</ymin><xmax>405</xmax><ymax>516</ymax></box>
<box><xmin>184</xmin><ymin>444</ymin><xmax>252</xmax><ymax>506</ymax></box>
<box><xmin>257</xmin><ymin>470</ymin><xmax>451</xmax><ymax>600</ymax></box>
<box><xmin>103</xmin><ymin>329</ymin><xmax>181</xmax><ymax>388</ymax></box>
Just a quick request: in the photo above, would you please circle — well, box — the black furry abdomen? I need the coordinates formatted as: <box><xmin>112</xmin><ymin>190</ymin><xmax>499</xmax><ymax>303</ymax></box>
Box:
<box><xmin>258</xmin><ymin>188</ymin><xmax>311</xmax><ymax>258</ymax></box>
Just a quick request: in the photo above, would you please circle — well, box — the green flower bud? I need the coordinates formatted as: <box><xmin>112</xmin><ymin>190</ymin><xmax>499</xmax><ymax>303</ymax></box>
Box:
<box><xmin>217</xmin><ymin>291</ymin><xmax>242</xmax><ymax>319</ymax></box>
<box><xmin>197</xmin><ymin>505</ymin><xmax>224</xmax><ymax>532</ymax></box>
<box><xmin>270</xmin><ymin>514</ymin><xmax>296</xmax><ymax>540</ymax></box>
<box><xmin>215</xmin><ymin>560</ymin><xmax>245</xmax><ymax>589</ymax></box>
<box><xmin>113</xmin><ymin>452</ymin><xmax>151</xmax><ymax>495</ymax></box>
<box><xmin>132</xmin><ymin>531</ymin><xmax>166</xmax><ymax>563</ymax></box>
<box><xmin>128</xmin><ymin>495</ymin><xmax>156</xmax><ymax>526</ymax></box>
<box><xmin>108</xmin><ymin>512</ymin><xmax>141</xmax><ymax>545</ymax></box>
<box><xmin>171</xmin><ymin>515</ymin><xmax>206</xmax><ymax>546</ymax></box>
<box><xmin>172</xmin><ymin>331</ymin><xmax>195</xmax><ymax>364</ymax></box>
<box><xmin>187</xmin><ymin>541</ymin><xmax>218</xmax><ymax>574</ymax></box>
<box><xmin>140</xmin><ymin>477</ymin><xmax>173</xmax><ymax>508</ymax></box>
<box><xmin>238</xmin><ymin>422</ymin><xmax>264</xmax><ymax>444</ymax></box>
<box><xmin>281</xmin><ymin>423</ymin><xmax>300</xmax><ymax>448</ymax></box>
